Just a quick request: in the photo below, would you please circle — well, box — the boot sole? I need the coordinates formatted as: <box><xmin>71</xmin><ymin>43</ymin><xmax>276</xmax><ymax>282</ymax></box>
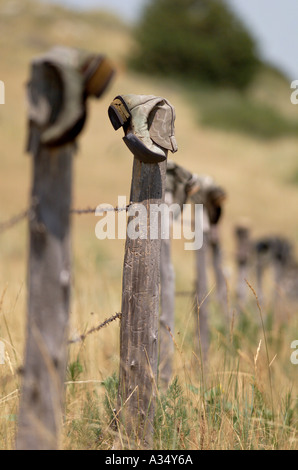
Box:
<box><xmin>123</xmin><ymin>133</ymin><xmax>167</xmax><ymax>163</ymax></box>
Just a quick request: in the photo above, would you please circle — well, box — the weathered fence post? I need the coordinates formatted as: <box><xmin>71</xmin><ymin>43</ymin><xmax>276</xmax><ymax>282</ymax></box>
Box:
<box><xmin>191</xmin><ymin>177</ymin><xmax>226</xmax><ymax>363</ymax></box>
<box><xmin>120</xmin><ymin>159</ymin><xmax>166</xmax><ymax>447</ymax></box>
<box><xmin>234</xmin><ymin>221</ymin><xmax>251</xmax><ymax>306</ymax></box>
<box><xmin>159</xmin><ymin>191</ymin><xmax>175</xmax><ymax>390</ymax></box>
<box><xmin>194</xmin><ymin>208</ymin><xmax>210</xmax><ymax>364</ymax></box>
<box><xmin>255</xmin><ymin>236</ymin><xmax>293</xmax><ymax>316</ymax></box>
<box><xmin>16</xmin><ymin>47</ymin><xmax>114</xmax><ymax>450</ymax></box>
<box><xmin>108</xmin><ymin>94</ymin><xmax>177</xmax><ymax>448</ymax></box>
<box><xmin>159</xmin><ymin>161</ymin><xmax>199</xmax><ymax>388</ymax></box>
<box><xmin>205</xmin><ymin>185</ymin><xmax>227</xmax><ymax>314</ymax></box>
<box><xmin>209</xmin><ymin>224</ymin><xmax>228</xmax><ymax>314</ymax></box>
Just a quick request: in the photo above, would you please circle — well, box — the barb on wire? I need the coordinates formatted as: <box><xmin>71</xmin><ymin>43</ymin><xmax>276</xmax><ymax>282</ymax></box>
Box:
<box><xmin>0</xmin><ymin>208</ymin><xmax>31</xmax><ymax>234</ymax></box>
<box><xmin>0</xmin><ymin>202</ymin><xmax>132</xmax><ymax>235</ymax></box>
<box><xmin>70</xmin><ymin>205</ymin><xmax>131</xmax><ymax>215</ymax></box>
<box><xmin>175</xmin><ymin>290</ymin><xmax>196</xmax><ymax>297</ymax></box>
<box><xmin>68</xmin><ymin>312</ymin><xmax>122</xmax><ymax>345</ymax></box>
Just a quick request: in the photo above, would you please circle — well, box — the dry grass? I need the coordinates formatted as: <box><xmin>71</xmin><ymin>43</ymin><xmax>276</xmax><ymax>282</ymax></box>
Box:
<box><xmin>0</xmin><ymin>0</ymin><xmax>297</xmax><ymax>450</ymax></box>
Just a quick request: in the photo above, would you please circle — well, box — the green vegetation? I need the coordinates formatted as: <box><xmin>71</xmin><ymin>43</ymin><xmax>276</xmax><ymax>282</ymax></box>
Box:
<box><xmin>187</xmin><ymin>83</ymin><xmax>298</xmax><ymax>139</ymax></box>
<box><xmin>59</xmin><ymin>299</ymin><xmax>298</xmax><ymax>450</ymax></box>
<box><xmin>128</xmin><ymin>0</ymin><xmax>259</xmax><ymax>90</ymax></box>
<box><xmin>127</xmin><ymin>0</ymin><xmax>298</xmax><ymax>139</ymax></box>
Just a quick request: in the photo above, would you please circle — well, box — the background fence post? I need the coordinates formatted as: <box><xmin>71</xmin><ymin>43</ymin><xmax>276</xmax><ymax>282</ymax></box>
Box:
<box><xmin>117</xmin><ymin>157</ymin><xmax>167</xmax><ymax>448</ymax></box>
<box><xmin>209</xmin><ymin>225</ymin><xmax>227</xmax><ymax>312</ymax></box>
<box><xmin>16</xmin><ymin>134</ymin><xmax>74</xmax><ymax>451</ymax></box>
<box><xmin>16</xmin><ymin>48</ymin><xmax>114</xmax><ymax>450</ymax></box>
<box><xmin>234</xmin><ymin>222</ymin><xmax>251</xmax><ymax>307</ymax></box>
<box><xmin>194</xmin><ymin>208</ymin><xmax>210</xmax><ymax>365</ymax></box>
<box><xmin>159</xmin><ymin>191</ymin><xmax>175</xmax><ymax>390</ymax></box>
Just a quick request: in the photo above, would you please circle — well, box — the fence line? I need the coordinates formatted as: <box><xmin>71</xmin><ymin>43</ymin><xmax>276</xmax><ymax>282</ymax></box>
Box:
<box><xmin>175</xmin><ymin>290</ymin><xmax>196</xmax><ymax>297</ymax></box>
<box><xmin>0</xmin><ymin>208</ymin><xmax>31</xmax><ymax>234</ymax></box>
<box><xmin>0</xmin><ymin>203</ymin><xmax>131</xmax><ymax>235</ymax></box>
<box><xmin>0</xmin><ymin>205</ymin><xmax>195</xmax><ymax>345</ymax></box>
<box><xmin>68</xmin><ymin>312</ymin><xmax>122</xmax><ymax>344</ymax></box>
<box><xmin>70</xmin><ymin>204</ymin><xmax>130</xmax><ymax>215</ymax></box>
<box><xmin>0</xmin><ymin>204</ymin><xmax>192</xmax><ymax>343</ymax></box>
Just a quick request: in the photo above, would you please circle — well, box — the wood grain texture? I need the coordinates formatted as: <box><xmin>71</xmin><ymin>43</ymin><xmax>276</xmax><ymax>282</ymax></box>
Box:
<box><xmin>159</xmin><ymin>192</ymin><xmax>175</xmax><ymax>390</ymax></box>
<box><xmin>16</xmin><ymin>141</ymin><xmax>73</xmax><ymax>450</ymax></box>
<box><xmin>194</xmin><ymin>220</ymin><xmax>210</xmax><ymax>365</ymax></box>
<box><xmin>117</xmin><ymin>157</ymin><xmax>166</xmax><ymax>448</ymax></box>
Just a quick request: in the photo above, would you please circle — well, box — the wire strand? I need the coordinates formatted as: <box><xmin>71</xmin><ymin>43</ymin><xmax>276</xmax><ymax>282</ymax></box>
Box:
<box><xmin>0</xmin><ymin>203</ymin><xmax>131</xmax><ymax>234</ymax></box>
<box><xmin>68</xmin><ymin>312</ymin><xmax>122</xmax><ymax>344</ymax></box>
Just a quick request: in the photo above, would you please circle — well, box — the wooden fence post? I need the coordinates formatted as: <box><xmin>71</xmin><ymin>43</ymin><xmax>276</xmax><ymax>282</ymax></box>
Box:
<box><xmin>117</xmin><ymin>158</ymin><xmax>167</xmax><ymax>448</ymax></box>
<box><xmin>17</xmin><ymin>143</ymin><xmax>73</xmax><ymax>450</ymax></box>
<box><xmin>191</xmin><ymin>179</ymin><xmax>226</xmax><ymax>364</ymax></box>
<box><xmin>255</xmin><ymin>236</ymin><xmax>293</xmax><ymax>316</ymax></box>
<box><xmin>159</xmin><ymin>191</ymin><xmax>175</xmax><ymax>390</ymax></box>
<box><xmin>158</xmin><ymin>162</ymin><xmax>199</xmax><ymax>389</ymax></box>
<box><xmin>108</xmin><ymin>93</ymin><xmax>177</xmax><ymax>448</ymax></box>
<box><xmin>209</xmin><ymin>224</ymin><xmax>228</xmax><ymax>315</ymax></box>
<box><xmin>194</xmin><ymin>208</ymin><xmax>210</xmax><ymax>364</ymax></box>
<box><xmin>234</xmin><ymin>222</ymin><xmax>251</xmax><ymax>306</ymax></box>
<box><xmin>16</xmin><ymin>47</ymin><xmax>114</xmax><ymax>450</ymax></box>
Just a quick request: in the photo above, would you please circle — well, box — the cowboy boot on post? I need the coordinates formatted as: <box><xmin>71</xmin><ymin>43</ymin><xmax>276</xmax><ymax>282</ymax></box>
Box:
<box><xmin>108</xmin><ymin>93</ymin><xmax>178</xmax><ymax>448</ymax></box>
<box><xmin>108</xmin><ymin>94</ymin><xmax>178</xmax><ymax>163</ymax></box>
<box><xmin>27</xmin><ymin>46</ymin><xmax>115</xmax><ymax>151</ymax></box>
<box><xmin>17</xmin><ymin>46</ymin><xmax>115</xmax><ymax>450</ymax></box>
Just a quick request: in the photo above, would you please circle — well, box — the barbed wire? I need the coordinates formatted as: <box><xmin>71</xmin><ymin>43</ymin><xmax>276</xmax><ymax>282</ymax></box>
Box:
<box><xmin>0</xmin><ymin>208</ymin><xmax>31</xmax><ymax>234</ymax></box>
<box><xmin>68</xmin><ymin>292</ymin><xmax>196</xmax><ymax>345</ymax></box>
<box><xmin>175</xmin><ymin>290</ymin><xmax>196</xmax><ymax>297</ymax></box>
<box><xmin>0</xmin><ymin>205</ymin><xmax>194</xmax><ymax>341</ymax></box>
<box><xmin>68</xmin><ymin>312</ymin><xmax>122</xmax><ymax>344</ymax></box>
<box><xmin>70</xmin><ymin>204</ymin><xmax>131</xmax><ymax>215</ymax></box>
<box><xmin>0</xmin><ymin>203</ymin><xmax>131</xmax><ymax>235</ymax></box>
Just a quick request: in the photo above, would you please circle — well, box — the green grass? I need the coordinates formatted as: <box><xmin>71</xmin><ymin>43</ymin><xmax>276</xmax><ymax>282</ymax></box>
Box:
<box><xmin>59</xmin><ymin>297</ymin><xmax>298</xmax><ymax>450</ymax></box>
<box><xmin>184</xmin><ymin>85</ymin><xmax>298</xmax><ymax>140</ymax></box>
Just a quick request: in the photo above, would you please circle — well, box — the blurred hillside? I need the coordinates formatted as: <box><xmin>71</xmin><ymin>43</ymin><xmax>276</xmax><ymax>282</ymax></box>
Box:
<box><xmin>128</xmin><ymin>0</ymin><xmax>260</xmax><ymax>90</ymax></box>
<box><xmin>0</xmin><ymin>0</ymin><xmax>297</xmax><ymax>249</ymax></box>
<box><xmin>0</xmin><ymin>0</ymin><xmax>297</xmax><ymax>306</ymax></box>
<box><xmin>0</xmin><ymin>0</ymin><xmax>297</xmax><ymax>450</ymax></box>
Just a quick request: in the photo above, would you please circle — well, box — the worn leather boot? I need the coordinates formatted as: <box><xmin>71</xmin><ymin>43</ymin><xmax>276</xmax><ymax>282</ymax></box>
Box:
<box><xmin>27</xmin><ymin>46</ymin><xmax>115</xmax><ymax>148</ymax></box>
<box><xmin>166</xmin><ymin>161</ymin><xmax>199</xmax><ymax>208</ymax></box>
<box><xmin>108</xmin><ymin>94</ymin><xmax>178</xmax><ymax>163</ymax></box>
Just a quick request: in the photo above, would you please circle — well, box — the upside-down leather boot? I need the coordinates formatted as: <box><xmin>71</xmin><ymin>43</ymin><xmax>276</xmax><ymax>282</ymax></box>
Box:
<box><xmin>190</xmin><ymin>175</ymin><xmax>227</xmax><ymax>225</ymax></box>
<box><xmin>108</xmin><ymin>94</ymin><xmax>178</xmax><ymax>163</ymax></box>
<box><xmin>27</xmin><ymin>46</ymin><xmax>115</xmax><ymax>149</ymax></box>
<box><xmin>166</xmin><ymin>160</ymin><xmax>199</xmax><ymax>208</ymax></box>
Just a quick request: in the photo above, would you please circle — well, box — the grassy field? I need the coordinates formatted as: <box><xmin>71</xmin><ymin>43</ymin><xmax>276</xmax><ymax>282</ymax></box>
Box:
<box><xmin>0</xmin><ymin>0</ymin><xmax>297</xmax><ymax>450</ymax></box>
